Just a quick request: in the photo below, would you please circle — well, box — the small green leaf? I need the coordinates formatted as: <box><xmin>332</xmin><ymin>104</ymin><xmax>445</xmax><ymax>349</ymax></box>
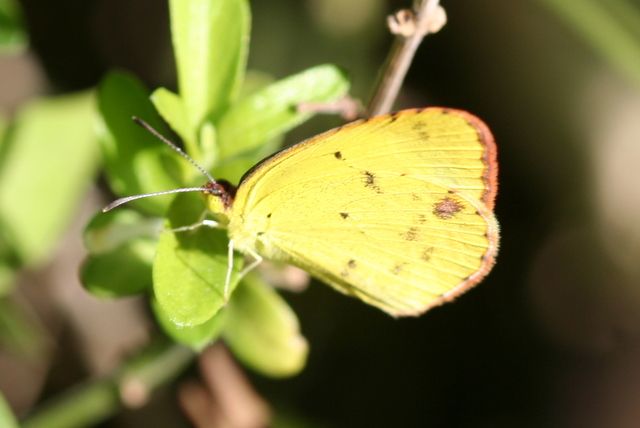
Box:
<box><xmin>0</xmin><ymin>391</ymin><xmax>18</xmax><ymax>428</ymax></box>
<box><xmin>152</xmin><ymin>297</ymin><xmax>227</xmax><ymax>351</ymax></box>
<box><xmin>84</xmin><ymin>209</ymin><xmax>162</xmax><ymax>254</ymax></box>
<box><xmin>215</xmin><ymin>136</ymin><xmax>282</xmax><ymax>184</ymax></box>
<box><xmin>150</xmin><ymin>87</ymin><xmax>196</xmax><ymax>153</ymax></box>
<box><xmin>0</xmin><ymin>0</ymin><xmax>26</xmax><ymax>53</ymax></box>
<box><xmin>198</xmin><ymin>120</ymin><xmax>218</xmax><ymax>174</ymax></box>
<box><xmin>238</xmin><ymin>70</ymin><xmax>276</xmax><ymax>99</ymax></box>
<box><xmin>153</xmin><ymin>192</ymin><xmax>241</xmax><ymax>326</ymax></box>
<box><xmin>170</xmin><ymin>0</ymin><xmax>250</xmax><ymax>130</ymax></box>
<box><xmin>81</xmin><ymin>210</ymin><xmax>161</xmax><ymax>297</ymax></box>
<box><xmin>81</xmin><ymin>239</ymin><xmax>156</xmax><ymax>297</ymax></box>
<box><xmin>98</xmin><ymin>71</ymin><xmax>184</xmax><ymax>215</ymax></box>
<box><xmin>217</xmin><ymin>64</ymin><xmax>350</xmax><ymax>160</ymax></box>
<box><xmin>0</xmin><ymin>91</ymin><xmax>100</xmax><ymax>265</ymax></box>
<box><xmin>224</xmin><ymin>275</ymin><xmax>308</xmax><ymax>377</ymax></box>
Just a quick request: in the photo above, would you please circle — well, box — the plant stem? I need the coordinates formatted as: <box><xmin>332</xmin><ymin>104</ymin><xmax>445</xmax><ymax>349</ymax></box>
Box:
<box><xmin>22</xmin><ymin>341</ymin><xmax>194</xmax><ymax>428</ymax></box>
<box><xmin>367</xmin><ymin>0</ymin><xmax>444</xmax><ymax>117</ymax></box>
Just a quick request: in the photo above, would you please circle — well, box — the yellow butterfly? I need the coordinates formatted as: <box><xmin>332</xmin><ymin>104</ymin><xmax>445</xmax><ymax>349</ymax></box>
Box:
<box><xmin>107</xmin><ymin>108</ymin><xmax>499</xmax><ymax>317</ymax></box>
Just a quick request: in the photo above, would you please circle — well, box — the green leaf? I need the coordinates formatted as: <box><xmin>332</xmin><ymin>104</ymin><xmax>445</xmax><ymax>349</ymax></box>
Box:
<box><xmin>198</xmin><ymin>120</ymin><xmax>218</xmax><ymax>174</ymax></box>
<box><xmin>0</xmin><ymin>91</ymin><xmax>100</xmax><ymax>265</ymax></box>
<box><xmin>224</xmin><ymin>275</ymin><xmax>308</xmax><ymax>377</ymax></box>
<box><xmin>81</xmin><ymin>239</ymin><xmax>156</xmax><ymax>298</ymax></box>
<box><xmin>83</xmin><ymin>209</ymin><xmax>162</xmax><ymax>254</ymax></box>
<box><xmin>216</xmin><ymin>64</ymin><xmax>350</xmax><ymax>160</ymax></box>
<box><xmin>98</xmin><ymin>71</ymin><xmax>184</xmax><ymax>215</ymax></box>
<box><xmin>150</xmin><ymin>87</ymin><xmax>196</xmax><ymax>153</ymax></box>
<box><xmin>214</xmin><ymin>70</ymin><xmax>282</xmax><ymax>183</ymax></box>
<box><xmin>0</xmin><ymin>0</ymin><xmax>26</xmax><ymax>53</ymax></box>
<box><xmin>81</xmin><ymin>209</ymin><xmax>161</xmax><ymax>297</ymax></box>
<box><xmin>0</xmin><ymin>391</ymin><xmax>18</xmax><ymax>428</ymax></box>
<box><xmin>170</xmin><ymin>0</ymin><xmax>251</xmax><ymax>130</ymax></box>
<box><xmin>215</xmin><ymin>136</ymin><xmax>282</xmax><ymax>184</ymax></box>
<box><xmin>152</xmin><ymin>297</ymin><xmax>227</xmax><ymax>351</ymax></box>
<box><xmin>153</xmin><ymin>192</ymin><xmax>241</xmax><ymax>326</ymax></box>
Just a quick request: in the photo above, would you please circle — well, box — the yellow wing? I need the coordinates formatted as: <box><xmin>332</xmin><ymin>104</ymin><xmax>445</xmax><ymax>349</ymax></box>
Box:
<box><xmin>228</xmin><ymin>108</ymin><xmax>499</xmax><ymax>316</ymax></box>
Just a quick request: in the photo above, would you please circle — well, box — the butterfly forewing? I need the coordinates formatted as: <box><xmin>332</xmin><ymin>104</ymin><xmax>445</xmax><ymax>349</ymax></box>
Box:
<box><xmin>228</xmin><ymin>108</ymin><xmax>498</xmax><ymax>316</ymax></box>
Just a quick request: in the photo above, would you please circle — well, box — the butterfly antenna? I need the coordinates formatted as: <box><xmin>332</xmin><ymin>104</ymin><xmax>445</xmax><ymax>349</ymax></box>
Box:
<box><xmin>103</xmin><ymin>187</ymin><xmax>209</xmax><ymax>212</ymax></box>
<box><xmin>132</xmin><ymin>116</ymin><xmax>217</xmax><ymax>185</ymax></box>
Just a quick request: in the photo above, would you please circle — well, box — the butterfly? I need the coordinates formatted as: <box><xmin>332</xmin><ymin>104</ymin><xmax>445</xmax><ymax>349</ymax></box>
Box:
<box><xmin>106</xmin><ymin>107</ymin><xmax>499</xmax><ymax>317</ymax></box>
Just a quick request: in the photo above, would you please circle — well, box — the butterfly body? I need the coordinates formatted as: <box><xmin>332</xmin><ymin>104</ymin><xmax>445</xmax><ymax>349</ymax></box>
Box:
<box><xmin>207</xmin><ymin>107</ymin><xmax>499</xmax><ymax>317</ymax></box>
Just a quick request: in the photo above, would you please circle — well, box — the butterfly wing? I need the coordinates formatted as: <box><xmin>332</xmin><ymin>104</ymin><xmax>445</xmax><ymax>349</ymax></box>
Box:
<box><xmin>229</xmin><ymin>108</ymin><xmax>498</xmax><ymax>316</ymax></box>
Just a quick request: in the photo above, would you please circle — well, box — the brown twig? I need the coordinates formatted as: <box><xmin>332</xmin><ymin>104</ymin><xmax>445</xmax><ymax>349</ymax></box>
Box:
<box><xmin>366</xmin><ymin>0</ymin><xmax>447</xmax><ymax>117</ymax></box>
<box><xmin>297</xmin><ymin>96</ymin><xmax>362</xmax><ymax>121</ymax></box>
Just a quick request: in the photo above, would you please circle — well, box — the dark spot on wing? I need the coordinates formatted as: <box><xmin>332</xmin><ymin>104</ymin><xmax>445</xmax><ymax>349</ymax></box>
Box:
<box><xmin>364</xmin><ymin>171</ymin><xmax>375</xmax><ymax>186</ymax></box>
<box><xmin>392</xmin><ymin>263</ymin><xmax>406</xmax><ymax>275</ymax></box>
<box><xmin>433</xmin><ymin>197</ymin><xmax>464</xmax><ymax>220</ymax></box>
<box><xmin>339</xmin><ymin>212</ymin><xmax>349</xmax><ymax>219</ymax></box>
<box><xmin>257</xmin><ymin>231</ymin><xmax>264</xmax><ymax>236</ymax></box>
<box><xmin>267</xmin><ymin>213</ymin><xmax>272</xmax><ymax>218</ymax></box>
<box><xmin>334</xmin><ymin>151</ymin><xmax>343</xmax><ymax>160</ymax></box>
<box><xmin>417</xmin><ymin>214</ymin><xmax>427</xmax><ymax>224</ymax></box>
<box><xmin>422</xmin><ymin>247</ymin><xmax>434</xmax><ymax>262</ymax></box>
<box><xmin>348</xmin><ymin>259</ymin><xmax>356</xmax><ymax>269</ymax></box>
<box><xmin>403</xmin><ymin>227</ymin><xmax>419</xmax><ymax>241</ymax></box>
<box><xmin>363</xmin><ymin>171</ymin><xmax>382</xmax><ymax>193</ymax></box>
<box><xmin>389</xmin><ymin>112</ymin><xmax>400</xmax><ymax>122</ymax></box>
<box><xmin>411</xmin><ymin>193</ymin><xmax>421</xmax><ymax>201</ymax></box>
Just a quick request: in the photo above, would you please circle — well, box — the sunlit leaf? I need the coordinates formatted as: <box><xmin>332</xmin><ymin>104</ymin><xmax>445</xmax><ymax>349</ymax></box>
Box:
<box><xmin>150</xmin><ymin>87</ymin><xmax>196</xmax><ymax>153</ymax></box>
<box><xmin>98</xmin><ymin>71</ymin><xmax>184</xmax><ymax>215</ymax></box>
<box><xmin>216</xmin><ymin>64</ymin><xmax>349</xmax><ymax>160</ymax></box>
<box><xmin>170</xmin><ymin>0</ymin><xmax>250</xmax><ymax>130</ymax></box>
<box><xmin>153</xmin><ymin>297</ymin><xmax>227</xmax><ymax>350</ymax></box>
<box><xmin>224</xmin><ymin>274</ymin><xmax>308</xmax><ymax>377</ymax></box>
<box><xmin>153</xmin><ymin>192</ymin><xmax>241</xmax><ymax>326</ymax></box>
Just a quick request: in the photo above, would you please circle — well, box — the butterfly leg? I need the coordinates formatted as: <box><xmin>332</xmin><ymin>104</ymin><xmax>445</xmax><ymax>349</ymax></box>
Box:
<box><xmin>223</xmin><ymin>241</ymin><xmax>263</xmax><ymax>302</ymax></box>
<box><xmin>171</xmin><ymin>210</ymin><xmax>219</xmax><ymax>233</ymax></box>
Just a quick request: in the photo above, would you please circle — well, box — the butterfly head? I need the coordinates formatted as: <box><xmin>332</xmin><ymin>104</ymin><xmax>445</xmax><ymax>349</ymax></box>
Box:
<box><xmin>204</xmin><ymin>179</ymin><xmax>236</xmax><ymax>223</ymax></box>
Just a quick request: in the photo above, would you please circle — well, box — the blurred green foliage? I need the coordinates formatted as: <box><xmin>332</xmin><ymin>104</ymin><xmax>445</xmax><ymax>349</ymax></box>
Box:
<box><xmin>0</xmin><ymin>92</ymin><xmax>99</xmax><ymax>291</ymax></box>
<box><xmin>539</xmin><ymin>0</ymin><xmax>640</xmax><ymax>87</ymax></box>
<box><xmin>0</xmin><ymin>0</ymin><xmax>26</xmax><ymax>52</ymax></box>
